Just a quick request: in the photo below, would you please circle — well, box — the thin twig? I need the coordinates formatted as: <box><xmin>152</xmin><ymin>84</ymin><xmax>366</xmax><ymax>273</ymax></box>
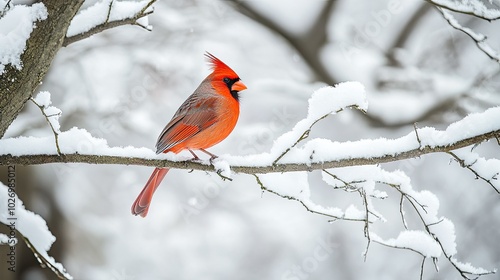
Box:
<box><xmin>420</xmin><ymin>257</ymin><xmax>426</xmax><ymax>280</ymax></box>
<box><xmin>383</xmin><ymin>181</ymin><xmax>495</xmax><ymax>279</ymax></box>
<box><xmin>433</xmin><ymin>257</ymin><xmax>440</xmax><ymax>273</ymax></box>
<box><xmin>105</xmin><ymin>0</ymin><xmax>114</xmax><ymax>23</ymax></box>
<box><xmin>372</xmin><ymin>239</ymin><xmax>426</xmax><ymax>257</ymax></box>
<box><xmin>448</xmin><ymin>151</ymin><xmax>500</xmax><ymax>194</ymax></box>
<box><xmin>30</xmin><ymin>97</ymin><xmax>61</xmax><ymax>155</ymax></box>
<box><xmin>384</xmin><ymin>182</ymin><xmax>429</xmax><ymax>214</ymax></box>
<box><xmin>399</xmin><ymin>194</ymin><xmax>408</xmax><ymax>230</ymax></box>
<box><xmin>253</xmin><ymin>174</ymin><xmax>365</xmax><ymax>222</ymax></box>
<box><xmin>274</xmin><ymin>105</ymin><xmax>371</xmax><ymax>165</ymax></box>
<box><xmin>361</xmin><ymin>188</ymin><xmax>371</xmax><ymax>261</ymax></box>
<box><xmin>273</xmin><ymin>114</ymin><xmax>329</xmax><ymax>165</ymax></box>
<box><xmin>322</xmin><ymin>169</ymin><xmax>366</xmax><ymax>192</ymax></box>
<box><xmin>0</xmin><ymin>0</ymin><xmax>12</xmax><ymax>18</ymax></box>
<box><xmin>321</xmin><ymin>171</ymin><xmax>388</xmax><ymax>261</ymax></box>
<box><xmin>215</xmin><ymin>170</ymin><xmax>233</xmax><ymax>181</ymax></box>
<box><xmin>414</xmin><ymin>122</ymin><xmax>421</xmax><ymax>147</ymax></box>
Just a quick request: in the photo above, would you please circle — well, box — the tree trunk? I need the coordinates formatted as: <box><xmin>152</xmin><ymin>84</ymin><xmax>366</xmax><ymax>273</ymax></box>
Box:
<box><xmin>0</xmin><ymin>1</ymin><xmax>85</xmax><ymax>137</ymax></box>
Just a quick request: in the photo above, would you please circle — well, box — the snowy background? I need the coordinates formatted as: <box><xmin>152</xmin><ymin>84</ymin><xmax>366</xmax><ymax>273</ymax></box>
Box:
<box><xmin>1</xmin><ymin>0</ymin><xmax>500</xmax><ymax>279</ymax></box>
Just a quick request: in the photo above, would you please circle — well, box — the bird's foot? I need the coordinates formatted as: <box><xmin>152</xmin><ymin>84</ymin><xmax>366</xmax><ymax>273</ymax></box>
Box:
<box><xmin>188</xmin><ymin>149</ymin><xmax>201</xmax><ymax>161</ymax></box>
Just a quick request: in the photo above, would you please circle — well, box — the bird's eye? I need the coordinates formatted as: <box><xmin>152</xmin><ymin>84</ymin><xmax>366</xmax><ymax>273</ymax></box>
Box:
<box><xmin>223</xmin><ymin>77</ymin><xmax>231</xmax><ymax>84</ymax></box>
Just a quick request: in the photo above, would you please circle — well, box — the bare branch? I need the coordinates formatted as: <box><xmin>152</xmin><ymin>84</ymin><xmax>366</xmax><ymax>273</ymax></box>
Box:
<box><xmin>371</xmin><ymin>238</ymin><xmax>428</xmax><ymax>257</ymax></box>
<box><xmin>399</xmin><ymin>194</ymin><xmax>408</xmax><ymax>230</ymax></box>
<box><xmin>386</xmin><ymin>181</ymin><xmax>495</xmax><ymax>279</ymax></box>
<box><xmin>0</xmin><ymin>0</ymin><xmax>12</xmax><ymax>18</ymax></box>
<box><xmin>253</xmin><ymin>174</ymin><xmax>365</xmax><ymax>222</ymax></box>
<box><xmin>448</xmin><ymin>151</ymin><xmax>500</xmax><ymax>194</ymax></box>
<box><xmin>62</xmin><ymin>0</ymin><xmax>156</xmax><ymax>47</ymax></box>
<box><xmin>322</xmin><ymin>166</ymin><xmax>494</xmax><ymax>278</ymax></box>
<box><xmin>360</xmin><ymin>188</ymin><xmax>372</xmax><ymax>261</ymax></box>
<box><xmin>273</xmin><ymin>113</ymin><xmax>328</xmax><ymax>165</ymax></box>
<box><xmin>322</xmin><ymin>169</ymin><xmax>367</xmax><ymax>192</ymax></box>
<box><xmin>30</xmin><ymin>97</ymin><xmax>61</xmax><ymax>155</ymax></box>
<box><xmin>215</xmin><ymin>169</ymin><xmax>233</xmax><ymax>181</ymax></box>
<box><xmin>105</xmin><ymin>0</ymin><xmax>114</xmax><ymax>23</ymax></box>
<box><xmin>420</xmin><ymin>257</ymin><xmax>426</xmax><ymax>280</ymax></box>
<box><xmin>414</xmin><ymin>122</ymin><xmax>422</xmax><ymax>147</ymax></box>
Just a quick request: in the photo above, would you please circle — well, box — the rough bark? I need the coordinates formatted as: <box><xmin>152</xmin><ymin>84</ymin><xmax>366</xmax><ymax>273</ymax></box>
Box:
<box><xmin>0</xmin><ymin>129</ymin><xmax>497</xmax><ymax>174</ymax></box>
<box><xmin>0</xmin><ymin>1</ymin><xmax>85</xmax><ymax>138</ymax></box>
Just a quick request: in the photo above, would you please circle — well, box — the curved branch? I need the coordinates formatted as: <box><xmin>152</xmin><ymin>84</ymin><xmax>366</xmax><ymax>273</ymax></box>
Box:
<box><xmin>63</xmin><ymin>0</ymin><xmax>156</xmax><ymax>47</ymax></box>
<box><xmin>253</xmin><ymin>174</ymin><xmax>365</xmax><ymax>222</ymax></box>
<box><xmin>0</xmin><ymin>129</ymin><xmax>498</xmax><ymax>174</ymax></box>
<box><xmin>437</xmin><ymin>7</ymin><xmax>500</xmax><ymax>63</ymax></box>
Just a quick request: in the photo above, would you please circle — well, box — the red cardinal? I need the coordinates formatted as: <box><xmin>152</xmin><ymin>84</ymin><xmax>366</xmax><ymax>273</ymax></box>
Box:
<box><xmin>131</xmin><ymin>52</ymin><xmax>247</xmax><ymax>217</ymax></box>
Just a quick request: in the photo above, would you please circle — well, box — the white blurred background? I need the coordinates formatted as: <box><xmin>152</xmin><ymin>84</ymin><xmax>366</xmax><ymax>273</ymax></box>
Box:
<box><xmin>2</xmin><ymin>0</ymin><xmax>500</xmax><ymax>279</ymax></box>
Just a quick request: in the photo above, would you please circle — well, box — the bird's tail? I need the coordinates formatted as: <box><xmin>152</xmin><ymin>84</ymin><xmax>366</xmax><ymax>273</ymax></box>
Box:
<box><xmin>131</xmin><ymin>167</ymin><xmax>169</xmax><ymax>217</ymax></box>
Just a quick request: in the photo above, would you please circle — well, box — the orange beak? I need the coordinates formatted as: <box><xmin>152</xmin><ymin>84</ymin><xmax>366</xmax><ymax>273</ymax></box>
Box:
<box><xmin>232</xmin><ymin>80</ymin><xmax>247</xmax><ymax>92</ymax></box>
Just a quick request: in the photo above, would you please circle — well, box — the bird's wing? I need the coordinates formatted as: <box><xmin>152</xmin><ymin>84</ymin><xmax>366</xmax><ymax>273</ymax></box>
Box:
<box><xmin>155</xmin><ymin>95</ymin><xmax>219</xmax><ymax>154</ymax></box>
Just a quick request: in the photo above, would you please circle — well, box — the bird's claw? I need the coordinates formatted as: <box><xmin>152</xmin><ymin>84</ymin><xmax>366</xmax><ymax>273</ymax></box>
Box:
<box><xmin>209</xmin><ymin>155</ymin><xmax>218</xmax><ymax>164</ymax></box>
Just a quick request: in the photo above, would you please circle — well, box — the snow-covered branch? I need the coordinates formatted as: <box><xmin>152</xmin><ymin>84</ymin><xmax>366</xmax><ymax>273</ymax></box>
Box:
<box><xmin>0</xmin><ymin>122</ymin><xmax>492</xmax><ymax>172</ymax></box>
<box><xmin>0</xmin><ymin>0</ymin><xmax>78</xmax><ymax>138</ymax></box>
<box><xmin>0</xmin><ymin>182</ymin><xmax>72</xmax><ymax>279</ymax></box>
<box><xmin>0</xmin><ymin>83</ymin><xmax>499</xmax><ymax>179</ymax></box>
<box><xmin>437</xmin><ymin>7</ymin><xmax>500</xmax><ymax>63</ymax></box>
<box><xmin>448</xmin><ymin>148</ymin><xmax>500</xmax><ymax>194</ymax></box>
<box><xmin>1</xmin><ymin>82</ymin><xmax>499</xmax><ymax>278</ymax></box>
<box><xmin>255</xmin><ymin>161</ymin><xmax>497</xmax><ymax>278</ymax></box>
<box><xmin>426</xmin><ymin>0</ymin><xmax>500</xmax><ymax>21</ymax></box>
<box><xmin>0</xmin><ymin>1</ymin><xmax>157</xmax><ymax>138</ymax></box>
<box><xmin>63</xmin><ymin>0</ymin><xmax>156</xmax><ymax>47</ymax></box>
<box><xmin>0</xmin><ymin>117</ymin><xmax>497</xmax><ymax>176</ymax></box>
<box><xmin>31</xmin><ymin>92</ymin><xmax>62</xmax><ymax>155</ymax></box>
<box><xmin>323</xmin><ymin>166</ymin><xmax>495</xmax><ymax>279</ymax></box>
